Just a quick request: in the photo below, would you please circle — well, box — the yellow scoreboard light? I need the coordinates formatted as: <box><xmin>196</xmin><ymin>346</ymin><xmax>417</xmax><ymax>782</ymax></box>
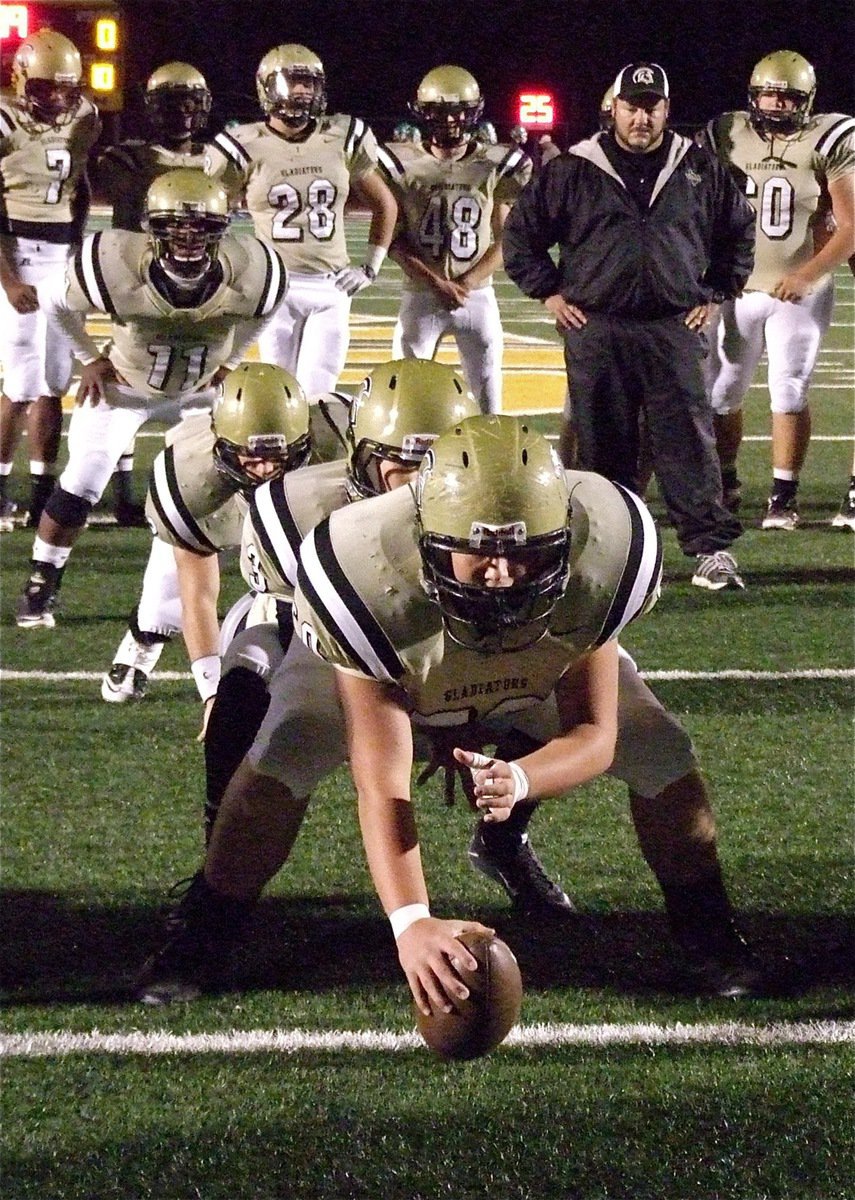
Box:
<box><xmin>0</xmin><ymin>1</ymin><xmax>124</xmax><ymax>112</ymax></box>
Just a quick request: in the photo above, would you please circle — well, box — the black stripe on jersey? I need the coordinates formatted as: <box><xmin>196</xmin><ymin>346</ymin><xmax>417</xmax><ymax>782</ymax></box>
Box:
<box><xmin>344</xmin><ymin>115</ymin><xmax>366</xmax><ymax>158</ymax></box>
<box><xmin>596</xmin><ymin>484</ymin><xmax>662</xmax><ymax>646</ymax></box>
<box><xmin>0</xmin><ymin>105</ymin><xmax>16</xmax><ymax>138</ymax></box>
<box><xmin>496</xmin><ymin>146</ymin><xmax>525</xmax><ymax>181</ymax></box>
<box><xmin>151</xmin><ymin>445</ymin><xmax>219</xmax><ymax>555</ymax></box>
<box><xmin>814</xmin><ymin>116</ymin><xmax>855</xmax><ymax>159</ymax></box>
<box><xmin>213</xmin><ymin>130</ymin><xmax>251</xmax><ymax>171</ymax></box>
<box><xmin>253</xmin><ymin>242</ymin><xmax>287</xmax><ymax>317</ymax></box>
<box><xmin>74</xmin><ymin>233</ymin><xmax>117</xmax><ymax>315</ymax></box>
<box><xmin>376</xmin><ymin>144</ymin><xmax>404</xmax><ymax>183</ymax></box>
<box><xmin>100</xmin><ymin>145</ymin><xmax>140</xmax><ymax>173</ymax></box>
<box><xmin>250</xmin><ymin>478</ymin><xmax>303</xmax><ymax>588</ymax></box>
<box><xmin>297</xmin><ymin>519</ymin><xmax>406</xmax><ymax>682</ymax></box>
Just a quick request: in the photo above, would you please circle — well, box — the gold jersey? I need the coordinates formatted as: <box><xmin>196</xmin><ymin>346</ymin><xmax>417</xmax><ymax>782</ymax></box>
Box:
<box><xmin>206</xmin><ymin>114</ymin><xmax>380</xmax><ymax>274</ymax></box>
<box><xmin>293</xmin><ymin>473</ymin><xmax>662</xmax><ymax>727</ymax></box>
<box><xmin>702</xmin><ymin>110</ymin><xmax>855</xmax><ymax>292</ymax></box>
<box><xmin>66</xmin><ymin>229</ymin><xmax>286</xmax><ymax>395</ymax></box>
<box><xmin>0</xmin><ymin>97</ymin><xmax>100</xmax><ymax>240</ymax></box>
<box><xmin>91</xmin><ymin>140</ymin><xmax>209</xmax><ymax>231</ymax></box>
<box><xmin>377</xmin><ymin>139</ymin><xmax>532</xmax><ymax>285</ymax></box>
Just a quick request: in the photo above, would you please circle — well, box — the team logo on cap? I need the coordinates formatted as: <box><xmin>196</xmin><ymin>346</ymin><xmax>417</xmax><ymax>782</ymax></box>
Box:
<box><xmin>633</xmin><ymin>67</ymin><xmax>655</xmax><ymax>85</ymax></box>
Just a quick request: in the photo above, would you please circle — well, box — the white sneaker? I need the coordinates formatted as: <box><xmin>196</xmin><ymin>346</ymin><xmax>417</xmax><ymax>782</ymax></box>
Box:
<box><xmin>101</xmin><ymin>630</ymin><xmax>165</xmax><ymax>703</ymax></box>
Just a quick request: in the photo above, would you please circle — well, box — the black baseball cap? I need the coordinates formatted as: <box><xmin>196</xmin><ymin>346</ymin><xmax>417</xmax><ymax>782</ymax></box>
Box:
<box><xmin>613</xmin><ymin>62</ymin><xmax>670</xmax><ymax>102</ymax></box>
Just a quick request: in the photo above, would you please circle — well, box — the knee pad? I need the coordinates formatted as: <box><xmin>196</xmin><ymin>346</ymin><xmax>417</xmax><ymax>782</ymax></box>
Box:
<box><xmin>43</xmin><ymin>486</ymin><xmax>91</xmax><ymax>529</ymax></box>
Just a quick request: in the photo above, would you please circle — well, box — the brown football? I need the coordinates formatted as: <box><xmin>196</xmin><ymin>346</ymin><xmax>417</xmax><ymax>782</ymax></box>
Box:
<box><xmin>415</xmin><ymin>931</ymin><xmax>522</xmax><ymax>1061</ymax></box>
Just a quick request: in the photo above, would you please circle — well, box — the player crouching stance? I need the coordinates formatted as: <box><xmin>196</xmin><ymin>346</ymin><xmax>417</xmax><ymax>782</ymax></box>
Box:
<box><xmin>14</xmin><ymin>168</ymin><xmax>286</xmax><ymax>628</ymax></box>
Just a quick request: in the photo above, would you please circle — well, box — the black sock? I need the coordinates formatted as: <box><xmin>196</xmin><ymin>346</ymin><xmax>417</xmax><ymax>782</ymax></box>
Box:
<box><xmin>659</xmin><ymin>868</ymin><xmax>743</xmax><ymax>955</ymax></box>
<box><xmin>770</xmin><ymin>477</ymin><xmax>798</xmax><ymax>503</ymax></box>
<box><xmin>28</xmin><ymin>474</ymin><xmax>55</xmax><ymax>525</ymax></box>
<box><xmin>112</xmin><ymin>469</ymin><xmax>135</xmax><ymax>506</ymax></box>
<box><xmin>203</xmin><ymin>667</ymin><xmax>271</xmax><ymax>842</ymax></box>
<box><xmin>720</xmin><ymin>465</ymin><xmax>739</xmax><ymax>490</ymax></box>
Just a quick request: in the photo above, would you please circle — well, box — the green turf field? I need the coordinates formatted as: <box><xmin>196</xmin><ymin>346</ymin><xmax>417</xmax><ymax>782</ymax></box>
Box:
<box><xmin>0</xmin><ymin>226</ymin><xmax>853</xmax><ymax>1199</ymax></box>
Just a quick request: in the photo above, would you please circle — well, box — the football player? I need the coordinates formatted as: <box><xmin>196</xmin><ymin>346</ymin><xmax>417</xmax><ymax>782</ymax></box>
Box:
<box><xmin>89</xmin><ymin>61</ymin><xmax>216</xmax><ymax>526</ymax></box>
<box><xmin>0</xmin><ymin>29</ymin><xmax>101</xmax><ymax>532</ymax></box>
<box><xmin>700</xmin><ymin>51</ymin><xmax>855</xmax><ymax>527</ymax></box>
<box><xmin>100</xmin><ymin>363</ymin><xmax>345</xmax><ymax>723</ymax></box>
<box><xmin>290</xmin><ymin>417</ymin><xmax>765</xmax><ymax>1012</ymax></box>
<box><xmin>378</xmin><ymin>66</ymin><xmax>531</xmax><ymax>414</ymax></box>
<box><xmin>134</xmin><ymin>359</ymin><xmax>498</xmax><ymax>1003</ymax></box>
<box><xmin>15</xmin><ymin>168</ymin><xmax>287</xmax><ymax>629</ymax></box>
<box><xmin>136</xmin><ymin>410</ymin><xmax>764</xmax><ymax>1005</ymax></box>
<box><xmin>205</xmin><ymin>44</ymin><xmax>397</xmax><ymax>394</ymax></box>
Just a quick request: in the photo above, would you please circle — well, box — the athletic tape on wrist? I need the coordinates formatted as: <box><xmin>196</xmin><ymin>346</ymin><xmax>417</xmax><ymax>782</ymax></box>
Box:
<box><xmin>190</xmin><ymin>654</ymin><xmax>221</xmax><ymax>703</ymax></box>
<box><xmin>389</xmin><ymin>903</ymin><xmax>430</xmax><ymax>940</ymax></box>
<box><xmin>364</xmin><ymin>244</ymin><xmax>387</xmax><ymax>276</ymax></box>
<box><xmin>508</xmin><ymin>761</ymin><xmax>530</xmax><ymax>804</ymax></box>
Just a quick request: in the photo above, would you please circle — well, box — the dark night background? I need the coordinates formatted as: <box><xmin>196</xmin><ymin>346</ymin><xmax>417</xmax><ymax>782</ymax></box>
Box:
<box><xmin>115</xmin><ymin>0</ymin><xmax>853</xmax><ymax>143</ymax></box>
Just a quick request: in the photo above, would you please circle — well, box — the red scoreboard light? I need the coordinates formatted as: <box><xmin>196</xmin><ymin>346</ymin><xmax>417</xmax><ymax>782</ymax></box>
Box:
<box><xmin>517</xmin><ymin>90</ymin><xmax>556</xmax><ymax>130</ymax></box>
<box><xmin>1</xmin><ymin>0</ymin><xmax>124</xmax><ymax>111</ymax></box>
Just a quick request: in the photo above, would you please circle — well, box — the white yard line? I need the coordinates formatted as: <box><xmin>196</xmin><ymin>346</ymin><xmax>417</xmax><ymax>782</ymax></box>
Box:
<box><xmin>1</xmin><ymin>1019</ymin><xmax>852</xmax><ymax>1058</ymax></box>
<box><xmin>1</xmin><ymin>668</ymin><xmax>852</xmax><ymax>683</ymax></box>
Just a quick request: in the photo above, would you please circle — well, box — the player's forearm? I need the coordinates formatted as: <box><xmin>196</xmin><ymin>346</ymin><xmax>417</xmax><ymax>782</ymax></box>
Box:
<box><xmin>515</xmin><ymin>722</ymin><xmax>617</xmax><ymax>800</ymax></box>
<box><xmin>459</xmin><ymin>244</ymin><xmax>502</xmax><ymax>289</ymax></box>
<box><xmin>356</xmin><ymin>790</ymin><xmax>430</xmax><ymax>914</ymax></box>
<box><xmin>803</xmin><ymin>224</ymin><xmax>855</xmax><ymax>283</ymax></box>
<box><xmin>176</xmin><ymin>548</ymin><xmax>221</xmax><ymax>662</ymax></box>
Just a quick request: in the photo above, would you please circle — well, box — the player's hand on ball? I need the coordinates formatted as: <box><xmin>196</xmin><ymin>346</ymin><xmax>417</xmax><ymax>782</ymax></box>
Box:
<box><xmin>397</xmin><ymin>916</ymin><xmax>495</xmax><ymax>1017</ymax></box>
<box><xmin>415</xmin><ymin>930</ymin><xmax>523</xmax><ymax>1060</ymax></box>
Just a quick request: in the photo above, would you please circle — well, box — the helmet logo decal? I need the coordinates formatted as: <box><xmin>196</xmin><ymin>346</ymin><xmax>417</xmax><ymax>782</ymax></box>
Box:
<box><xmin>468</xmin><ymin>521</ymin><xmax>527</xmax><ymax>548</ymax></box>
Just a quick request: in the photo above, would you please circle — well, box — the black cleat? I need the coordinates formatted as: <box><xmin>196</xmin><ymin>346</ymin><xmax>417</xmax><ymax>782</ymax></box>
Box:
<box><xmin>16</xmin><ymin>565</ymin><xmax>61</xmax><ymax>628</ymax></box>
<box><xmin>678</xmin><ymin>929</ymin><xmax>766</xmax><ymax>998</ymax></box>
<box><xmin>468</xmin><ymin>822</ymin><xmax>575</xmax><ymax>917</ymax></box>
<box><xmin>135</xmin><ymin>873</ymin><xmax>253</xmax><ymax>1005</ymax></box>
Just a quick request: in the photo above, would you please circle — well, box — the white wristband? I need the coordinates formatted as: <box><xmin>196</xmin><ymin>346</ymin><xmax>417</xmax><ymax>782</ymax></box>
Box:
<box><xmin>508</xmin><ymin>761</ymin><xmax>531</xmax><ymax>805</ymax></box>
<box><xmin>364</xmin><ymin>244</ymin><xmax>387</xmax><ymax>277</ymax></box>
<box><xmin>190</xmin><ymin>654</ymin><xmax>221</xmax><ymax>703</ymax></box>
<box><xmin>389</xmin><ymin>903</ymin><xmax>430</xmax><ymax>940</ymax></box>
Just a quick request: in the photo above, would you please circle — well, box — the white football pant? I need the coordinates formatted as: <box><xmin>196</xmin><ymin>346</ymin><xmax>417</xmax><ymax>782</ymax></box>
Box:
<box><xmin>392</xmin><ymin>283</ymin><xmax>504</xmax><ymax>414</ymax></box>
<box><xmin>706</xmin><ymin>278</ymin><xmax>834</xmax><ymax>415</ymax></box>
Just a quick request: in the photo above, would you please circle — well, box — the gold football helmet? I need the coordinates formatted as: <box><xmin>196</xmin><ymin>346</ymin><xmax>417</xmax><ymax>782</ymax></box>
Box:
<box><xmin>255</xmin><ymin>44</ymin><xmax>326</xmax><ymax>124</ymax></box>
<box><xmin>599</xmin><ymin>86</ymin><xmax>615</xmax><ymax>131</ymax></box>
<box><xmin>416</xmin><ymin>415</ymin><xmax>571</xmax><ymax>652</ymax></box>
<box><xmin>347</xmin><ymin>359</ymin><xmax>479</xmax><ymax>500</ymax></box>
<box><xmin>213</xmin><ymin>363</ymin><xmax>311</xmax><ymax>490</ymax></box>
<box><xmin>11</xmin><ymin>29</ymin><xmax>83</xmax><ymax>130</ymax></box>
<box><xmin>412</xmin><ymin>65</ymin><xmax>484</xmax><ymax>148</ymax></box>
<box><xmin>145</xmin><ymin>169</ymin><xmax>230</xmax><ymax>284</ymax></box>
<box><xmin>749</xmin><ymin>50</ymin><xmax>816</xmax><ymax>136</ymax></box>
<box><xmin>145</xmin><ymin>62</ymin><xmax>212</xmax><ymax>145</ymax></box>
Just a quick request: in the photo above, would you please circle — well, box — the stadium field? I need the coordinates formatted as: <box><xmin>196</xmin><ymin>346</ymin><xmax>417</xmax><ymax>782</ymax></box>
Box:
<box><xmin>0</xmin><ymin>220</ymin><xmax>853</xmax><ymax>1199</ymax></box>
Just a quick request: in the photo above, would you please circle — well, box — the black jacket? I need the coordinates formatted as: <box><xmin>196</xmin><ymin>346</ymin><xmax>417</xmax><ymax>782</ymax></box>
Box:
<box><xmin>503</xmin><ymin>131</ymin><xmax>755</xmax><ymax>319</ymax></box>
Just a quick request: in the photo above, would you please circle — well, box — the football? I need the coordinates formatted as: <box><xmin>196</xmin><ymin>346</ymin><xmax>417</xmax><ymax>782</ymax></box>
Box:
<box><xmin>415</xmin><ymin>931</ymin><xmax>522</xmax><ymax>1061</ymax></box>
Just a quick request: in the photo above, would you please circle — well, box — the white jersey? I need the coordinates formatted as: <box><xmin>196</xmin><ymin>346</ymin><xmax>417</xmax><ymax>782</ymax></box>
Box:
<box><xmin>377</xmin><ymin>139</ymin><xmax>531</xmax><ymax>287</ymax></box>
<box><xmin>701</xmin><ymin>110</ymin><xmax>855</xmax><ymax>292</ymax></box>
<box><xmin>206</xmin><ymin>113</ymin><xmax>380</xmax><ymax>274</ymax></box>
<box><xmin>293</xmin><ymin>474</ymin><xmax>662</xmax><ymax>726</ymax></box>
<box><xmin>58</xmin><ymin>229</ymin><xmax>286</xmax><ymax>396</ymax></box>
<box><xmin>0</xmin><ymin>96</ymin><xmax>100</xmax><ymax>242</ymax></box>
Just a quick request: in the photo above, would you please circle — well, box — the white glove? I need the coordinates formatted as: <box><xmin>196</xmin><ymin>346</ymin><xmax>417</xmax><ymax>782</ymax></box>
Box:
<box><xmin>334</xmin><ymin>264</ymin><xmax>376</xmax><ymax>296</ymax></box>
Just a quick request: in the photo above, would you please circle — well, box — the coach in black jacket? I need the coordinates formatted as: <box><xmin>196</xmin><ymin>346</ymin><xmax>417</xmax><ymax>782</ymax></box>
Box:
<box><xmin>503</xmin><ymin>63</ymin><xmax>756</xmax><ymax>591</ymax></box>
